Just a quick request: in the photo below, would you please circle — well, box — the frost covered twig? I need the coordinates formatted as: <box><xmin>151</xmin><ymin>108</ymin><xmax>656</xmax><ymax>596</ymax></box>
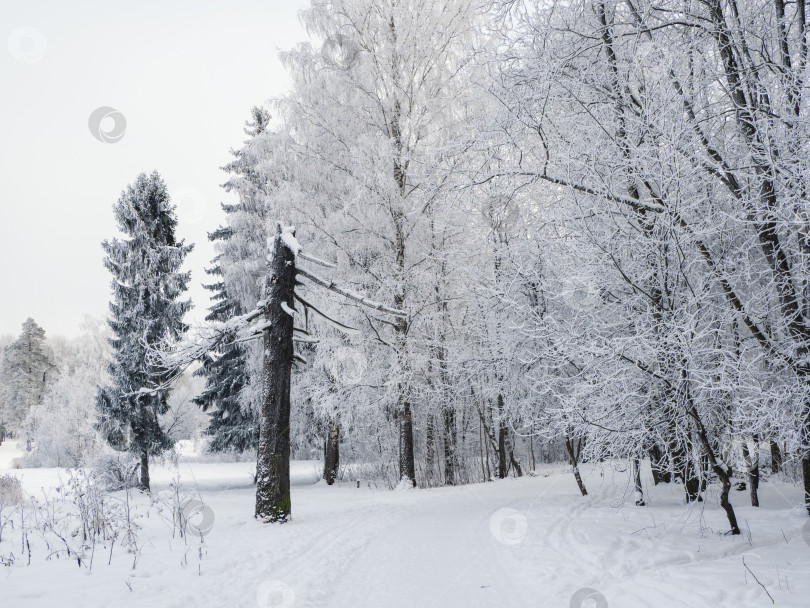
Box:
<box><xmin>742</xmin><ymin>557</ymin><xmax>774</xmax><ymax>604</ymax></box>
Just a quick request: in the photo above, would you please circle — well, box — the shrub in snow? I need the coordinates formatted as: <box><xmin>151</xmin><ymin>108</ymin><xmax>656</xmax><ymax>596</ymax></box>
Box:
<box><xmin>90</xmin><ymin>452</ymin><xmax>139</xmax><ymax>491</ymax></box>
<box><xmin>0</xmin><ymin>474</ymin><xmax>23</xmax><ymax>505</ymax></box>
<box><xmin>21</xmin><ymin>370</ymin><xmax>104</xmax><ymax>468</ymax></box>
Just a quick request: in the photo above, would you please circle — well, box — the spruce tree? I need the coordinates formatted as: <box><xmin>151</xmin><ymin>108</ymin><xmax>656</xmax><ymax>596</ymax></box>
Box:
<box><xmin>191</xmin><ymin>107</ymin><xmax>272</xmax><ymax>454</ymax></box>
<box><xmin>193</xmin><ymin>225</ymin><xmax>257</xmax><ymax>452</ymax></box>
<box><xmin>0</xmin><ymin>318</ymin><xmax>57</xmax><ymax>436</ymax></box>
<box><xmin>96</xmin><ymin>171</ymin><xmax>193</xmax><ymax>491</ymax></box>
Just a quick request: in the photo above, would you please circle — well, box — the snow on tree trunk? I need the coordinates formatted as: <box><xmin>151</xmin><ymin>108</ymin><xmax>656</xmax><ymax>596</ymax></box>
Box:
<box><xmin>255</xmin><ymin>229</ymin><xmax>296</xmax><ymax>522</ymax></box>
<box><xmin>398</xmin><ymin>400</ymin><xmax>416</xmax><ymax>486</ymax></box>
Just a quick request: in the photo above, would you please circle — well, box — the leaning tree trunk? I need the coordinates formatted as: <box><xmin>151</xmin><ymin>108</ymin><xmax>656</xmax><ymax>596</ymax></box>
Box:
<box><xmin>564</xmin><ymin>431</ymin><xmax>588</xmax><ymax>496</ymax></box>
<box><xmin>255</xmin><ymin>230</ymin><xmax>296</xmax><ymax>522</ymax></box>
<box><xmin>686</xmin><ymin>402</ymin><xmax>740</xmax><ymax>534</ymax></box>
<box><xmin>323</xmin><ymin>415</ymin><xmax>340</xmax><ymax>486</ymax></box>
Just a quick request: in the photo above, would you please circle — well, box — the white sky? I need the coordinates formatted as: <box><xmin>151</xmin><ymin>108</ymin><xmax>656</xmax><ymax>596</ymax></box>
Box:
<box><xmin>0</xmin><ymin>0</ymin><xmax>309</xmax><ymax>338</ymax></box>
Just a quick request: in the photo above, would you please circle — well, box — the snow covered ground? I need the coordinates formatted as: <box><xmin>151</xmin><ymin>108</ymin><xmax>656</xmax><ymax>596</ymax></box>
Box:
<box><xmin>1</xmin><ymin>439</ymin><xmax>809</xmax><ymax>608</ymax></box>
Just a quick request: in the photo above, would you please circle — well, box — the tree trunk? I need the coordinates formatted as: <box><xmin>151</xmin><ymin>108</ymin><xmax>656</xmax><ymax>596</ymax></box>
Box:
<box><xmin>139</xmin><ymin>450</ymin><xmax>150</xmax><ymax>492</ymax></box>
<box><xmin>443</xmin><ymin>406</ymin><xmax>456</xmax><ymax>486</ymax></box>
<box><xmin>742</xmin><ymin>436</ymin><xmax>759</xmax><ymax>507</ymax></box>
<box><xmin>699</xmin><ymin>453</ymin><xmax>710</xmax><ymax>493</ymax></box>
<box><xmin>668</xmin><ymin>430</ymin><xmax>700</xmax><ymax>502</ymax></box>
<box><xmin>633</xmin><ymin>457</ymin><xmax>645</xmax><ymax>506</ymax></box>
<box><xmin>497</xmin><ymin>394</ymin><xmax>508</xmax><ymax>479</ymax></box>
<box><xmin>649</xmin><ymin>444</ymin><xmax>670</xmax><ymax>484</ymax></box>
<box><xmin>399</xmin><ymin>401</ymin><xmax>416</xmax><ymax>486</ymax></box>
<box><xmin>425</xmin><ymin>413</ymin><xmax>437</xmax><ymax>487</ymax></box>
<box><xmin>323</xmin><ymin>416</ymin><xmax>339</xmax><ymax>485</ymax></box>
<box><xmin>564</xmin><ymin>431</ymin><xmax>588</xmax><ymax>496</ymax></box>
<box><xmin>802</xmin><ymin>396</ymin><xmax>810</xmax><ymax>515</ymax></box>
<box><xmin>509</xmin><ymin>448</ymin><xmax>523</xmax><ymax>478</ymax></box>
<box><xmin>255</xmin><ymin>228</ymin><xmax>295</xmax><ymax>522</ymax></box>
<box><xmin>770</xmin><ymin>439</ymin><xmax>782</xmax><ymax>474</ymax></box>
<box><xmin>686</xmin><ymin>404</ymin><xmax>740</xmax><ymax>534</ymax></box>
<box><xmin>479</xmin><ymin>416</ymin><xmax>487</xmax><ymax>482</ymax></box>
<box><xmin>683</xmin><ymin>451</ymin><xmax>702</xmax><ymax>503</ymax></box>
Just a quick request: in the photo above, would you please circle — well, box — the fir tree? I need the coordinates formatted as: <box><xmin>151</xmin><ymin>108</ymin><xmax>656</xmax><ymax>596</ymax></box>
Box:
<box><xmin>193</xmin><ymin>225</ymin><xmax>257</xmax><ymax>453</ymax></box>
<box><xmin>96</xmin><ymin>171</ymin><xmax>193</xmax><ymax>491</ymax></box>
<box><xmin>190</xmin><ymin>106</ymin><xmax>273</xmax><ymax>454</ymax></box>
<box><xmin>0</xmin><ymin>318</ymin><xmax>57</xmax><ymax>436</ymax></box>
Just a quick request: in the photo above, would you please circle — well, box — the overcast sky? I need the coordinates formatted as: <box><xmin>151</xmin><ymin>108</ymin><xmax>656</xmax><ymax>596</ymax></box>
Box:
<box><xmin>0</xmin><ymin>0</ymin><xmax>309</xmax><ymax>338</ymax></box>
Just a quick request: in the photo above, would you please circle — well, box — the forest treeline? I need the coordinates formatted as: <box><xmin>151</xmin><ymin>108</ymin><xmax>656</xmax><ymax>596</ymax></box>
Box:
<box><xmin>3</xmin><ymin>1</ymin><xmax>810</xmax><ymax>534</ymax></box>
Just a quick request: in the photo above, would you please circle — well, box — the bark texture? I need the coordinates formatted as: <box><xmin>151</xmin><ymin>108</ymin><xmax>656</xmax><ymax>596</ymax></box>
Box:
<box><xmin>139</xmin><ymin>450</ymin><xmax>150</xmax><ymax>492</ymax></box>
<box><xmin>324</xmin><ymin>416</ymin><xmax>340</xmax><ymax>486</ymax></box>
<box><xmin>255</xmin><ymin>230</ymin><xmax>296</xmax><ymax>522</ymax></box>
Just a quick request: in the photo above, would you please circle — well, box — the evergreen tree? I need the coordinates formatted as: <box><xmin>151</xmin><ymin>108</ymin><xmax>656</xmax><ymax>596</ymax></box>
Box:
<box><xmin>96</xmin><ymin>171</ymin><xmax>193</xmax><ymax>491</ymax></box>
<box><xmin>0</xmin><ymin>318</ymin><xmax>57</xmax><ymax>436</ymax></box>
<box><xmin>193</xmin><ymin>225</ymin><xmax>257</xmax><ymax>453</ymax></box>
<box><xmin>191</xmin><ymin>106</ymin><xmax>273</xmax><ymax>454</ymax></box>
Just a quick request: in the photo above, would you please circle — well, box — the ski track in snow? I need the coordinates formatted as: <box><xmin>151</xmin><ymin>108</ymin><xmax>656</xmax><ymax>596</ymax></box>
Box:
<box><xmin>1</xmin><ymin>441</ymin><xmax>809</xmax><ymax>608</ymax></box>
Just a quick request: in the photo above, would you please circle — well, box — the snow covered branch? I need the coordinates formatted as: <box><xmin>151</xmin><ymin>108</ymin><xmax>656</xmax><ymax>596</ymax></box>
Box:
<box><xmin>296</xmin><ymin>267</ymin><xmax>407</xmax><ymax>317</ymax></box>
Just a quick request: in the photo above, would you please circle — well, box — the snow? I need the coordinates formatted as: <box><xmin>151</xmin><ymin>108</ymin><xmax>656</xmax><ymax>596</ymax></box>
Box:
<box><xmin>1</xmin><ymin>452</ymin><xmax>809</xmax><ymax>607</ymax></box>
<box><xmin>280</xmin><ymin>230</ymin><xmax>302</xmax><ymax>256</ymax></box>
<box><xmin>0</xmin><ymin>439</ymin><xmax>22</xmax><ymax>470</ymax></box>
<box><xmin>280</xmin><ymin>301</ymin><xmax>296</xmax><ymax>317</ymax></box>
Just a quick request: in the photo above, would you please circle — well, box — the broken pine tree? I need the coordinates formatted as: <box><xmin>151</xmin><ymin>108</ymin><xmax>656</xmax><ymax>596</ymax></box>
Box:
<box><xmin>152</xmin><ymin>223</ymin><xmax>406</xmax><ymax>523</ymax></box>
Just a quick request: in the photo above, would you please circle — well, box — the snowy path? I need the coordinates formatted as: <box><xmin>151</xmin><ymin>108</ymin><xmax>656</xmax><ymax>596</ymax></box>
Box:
<box><xmin>1</xmin><ymin>456</ymin><xmax>809</xmax><ymax>607</ymax></box>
